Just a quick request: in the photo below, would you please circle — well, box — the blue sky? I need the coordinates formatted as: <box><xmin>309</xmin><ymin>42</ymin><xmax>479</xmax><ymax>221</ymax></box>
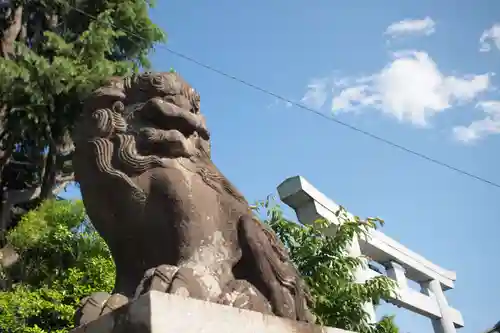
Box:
<box><xmin>63</xmin><ymin>1</ymin><xmax>500</xmax><ymax>332</ymax></box>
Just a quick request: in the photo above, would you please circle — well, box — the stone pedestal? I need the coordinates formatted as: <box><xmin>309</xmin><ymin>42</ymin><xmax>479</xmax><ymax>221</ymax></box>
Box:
<box><xmin>71</xmin><ymin>291</ymin><xmax>353</xmax><ymax>333</ymax></box>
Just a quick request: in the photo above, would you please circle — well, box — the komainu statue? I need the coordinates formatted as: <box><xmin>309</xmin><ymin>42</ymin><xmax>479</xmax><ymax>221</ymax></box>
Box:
<box><xmin>72</xmin><ymin>71</ymin><xmax>315</xmax><ymax>326</ymax></box>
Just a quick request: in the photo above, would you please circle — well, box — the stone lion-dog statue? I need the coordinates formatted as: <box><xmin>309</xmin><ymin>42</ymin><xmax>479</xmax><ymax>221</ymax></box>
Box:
<box><xmin>72</xmin><ymin>71</ymin><xmax>315</xmax><ymax>326</ymax></box>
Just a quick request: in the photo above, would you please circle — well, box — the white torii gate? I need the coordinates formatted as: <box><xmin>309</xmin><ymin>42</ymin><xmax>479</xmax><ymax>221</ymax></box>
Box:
<box><xmin>277</xmin><ymin>176</ymin><xmax>464</xmax><ymax>333</ymax></box>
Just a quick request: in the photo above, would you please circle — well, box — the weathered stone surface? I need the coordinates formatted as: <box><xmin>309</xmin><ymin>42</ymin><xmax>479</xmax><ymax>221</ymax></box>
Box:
<box><xmin>0</xmin><ymin>243</ymin><xmax>18</xmax><ymax>268</ymax></box>
<box><xmin>72</xmin><ymin>72</ymin><xmax>314</xmax><ymax>326</ymax></box>
<box><xmin>71</xmin><ymin>291</ymin><xmax>352</xmax><ymax>333</ymax></box>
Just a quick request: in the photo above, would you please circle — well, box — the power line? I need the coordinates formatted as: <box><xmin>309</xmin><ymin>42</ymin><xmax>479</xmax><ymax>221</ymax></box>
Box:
<box><xmin>62</xmin><ymin>5</ymin><xmax>500</xmax><ymax>189</ymax></box>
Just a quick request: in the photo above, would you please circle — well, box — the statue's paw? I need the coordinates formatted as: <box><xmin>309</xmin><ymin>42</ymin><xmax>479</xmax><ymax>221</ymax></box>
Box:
<box><xmin>134</xmin><ymin>264</ymin><xmax>180</xmax><ymax>299</ymax></box>
<box><xmin>74</xmin><ymin>292</ymin><xmax>129</xmax><ymax>327</ymax></box>
<box><xmin>75</xmin><ymin>292</ymin><xmax>110</xmax><ymax>326</ymax></box>
<box><xmin>217</xmin><ymin>280</ymin><xmax>272</xmax><ymax>315</ymax></box>
<box><xmin>101</xmin><ymin>293</ymin><xmax>129</xmax><ymax>315</ymax></box>
<box><xmin>168</xmin><ymin>266</ymin><xmax>206</xmax><ymax>300</ymax></box>
<box><xmin>134</xmin><ymin>264</ymin><xmax>208</xmax><ymax>301</ymax></box>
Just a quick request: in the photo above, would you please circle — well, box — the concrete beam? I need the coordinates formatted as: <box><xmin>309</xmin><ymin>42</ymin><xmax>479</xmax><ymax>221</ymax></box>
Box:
<box><xmin>277</xmin><ymin>176</ymin><xmax>456</xmax><ymax>290</ymax></box>
<box><xmin>361</xmin><ymin>268</ymin><xmax>464</xmax><ymax>328</ymax></box>
<box><xmin>276</xmin><ymin>175</ymin><xmax>464</xmax><ymax>329</ymax></box>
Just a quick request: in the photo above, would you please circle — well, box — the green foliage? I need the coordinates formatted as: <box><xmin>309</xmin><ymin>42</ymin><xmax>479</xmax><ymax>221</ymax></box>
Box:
<box><xmin>0</xmin><ymin>200</ymin><xmax>115</xmax><ymax>333</ymax></box>
<box><xmin>0</xmin><ymin>0</ymin><xmax>166</xmax><ymax>179</ymax></box>
<box><xmin>0</xmin><ymin>196</ymin><xmax>400</xmax><ymax>333</ymax></box>
<box><xmin>375</xmin><ymin>316</ymin><xmax>399</xmax><ymax>333</ymax></box>
<box><xmin>254</xmin><ymin>198</ymin><xmax>399</xmax><ymax>333</ymax></box>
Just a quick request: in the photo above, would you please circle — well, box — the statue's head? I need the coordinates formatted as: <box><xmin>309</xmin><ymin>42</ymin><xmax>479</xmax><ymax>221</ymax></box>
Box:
<box><xmin>75</xmin><ymin>72</ymin><xmax>211</xmax><ymax>170</ymax></box>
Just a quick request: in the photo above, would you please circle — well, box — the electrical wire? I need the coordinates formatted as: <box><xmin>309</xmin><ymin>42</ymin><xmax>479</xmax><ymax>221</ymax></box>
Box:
<box><xmin>45</xmin><ymin>4</ymin><xmax>500</xmax><ymax>189</ymax></box>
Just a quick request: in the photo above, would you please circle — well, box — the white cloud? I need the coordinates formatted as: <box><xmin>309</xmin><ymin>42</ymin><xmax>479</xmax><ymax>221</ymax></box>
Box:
<box><xmin>479</xmin><ymin>23</ymin><xmax>500</xmax><ymax>52</ymax></box>
<box><xmin>331</xmin><ymin>86</ymin><xmax>377</xmax><ymax>111</ymax></box>
<box><xmin>331</xmin><ymin>51</ymin><xmax>491</xmax><ymax>126</ymax></box>
<box><xmin>453</xmin><ymin>101</ymin><xmax>500</xmax><ymax>143</ymax></box>
<box><xmin>385</xmin><ymin>17</ymin><xmax>436</xmax><ymax>39</ymax></box>
<box><xmin>300</xmin><ymin>78</ymin><xmax>328</xmax><ymax>109</ymax></box>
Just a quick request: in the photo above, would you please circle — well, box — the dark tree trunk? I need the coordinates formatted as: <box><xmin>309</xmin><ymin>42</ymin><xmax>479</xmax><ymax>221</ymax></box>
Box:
<box><xmin>0</xmin><ymin>3</ymin><xmax>75</xmax><ymax>262</ymax></box>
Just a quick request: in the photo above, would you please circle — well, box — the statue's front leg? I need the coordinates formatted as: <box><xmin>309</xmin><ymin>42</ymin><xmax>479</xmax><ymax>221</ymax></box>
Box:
<box><xmin>237</xmin><ymin>214</ymin><xmax>297</xmax><ymax>320</ymax></box>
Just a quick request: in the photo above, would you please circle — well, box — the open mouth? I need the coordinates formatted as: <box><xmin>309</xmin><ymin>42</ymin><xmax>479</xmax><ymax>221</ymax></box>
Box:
<box><xmin>125</xmin><ymin>97</ymin><xmax>203</xmax><ymax>139</ymax></box>
<box><xmin>136</xmin><ymin>124</ymin><xmax>201</xmax><ymax>159</ymax></box>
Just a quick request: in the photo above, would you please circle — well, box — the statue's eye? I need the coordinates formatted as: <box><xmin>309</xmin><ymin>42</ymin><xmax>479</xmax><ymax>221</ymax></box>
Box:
<box><xmin>151</xmin><ymin>75</ymin><xmax>163</xmax><ymax>88</ymax></box>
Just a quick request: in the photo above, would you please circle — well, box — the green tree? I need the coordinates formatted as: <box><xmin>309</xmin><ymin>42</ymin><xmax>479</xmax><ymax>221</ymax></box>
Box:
<box><xmin>254</xmin><ymin>198</ymin><xmax>399</xmax><ymax>333</ymax></box>
<box><xmin>0</xmin><ymin>197</ymin><xmax>400</xmax><ymax>333</ymax></box>
<box><xmin>0</xmin><ymin>0</ymin><xmax>165</xmax><ymax>243</ymax></box>
<box><xmin>0</xmin><ymin>199</ymin><xmax>115</xmax><ymax>333</ymax></box>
